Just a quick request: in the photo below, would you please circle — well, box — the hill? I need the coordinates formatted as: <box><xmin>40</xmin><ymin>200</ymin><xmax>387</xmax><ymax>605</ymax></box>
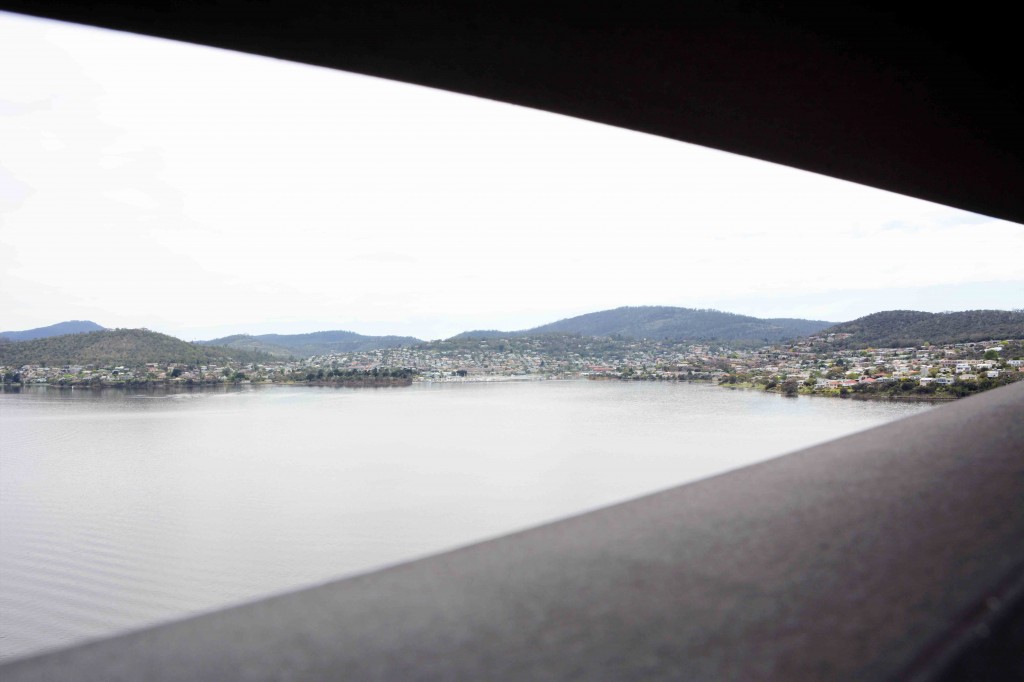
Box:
<box><xmin>194</xmin><ymin>334</ymin><xmax>297</xmax><ymax>358</ymax></box>
<box><xmin>454</xmin><ymin>307</ymin><xmax>833</xmax><ymax>344</ymax></box>
<box><xmin>0</xmin><ymin>320</ymin><xmax>105</xmax><ymax>342</ymax></box>
<box><xmin>198</xmin><ymin>330</ymin><xmax>422</xmax><ymax>358</ymax></box>
<box><xmin>820</xmin><ymin>310</ymin><xmax>1024</xmax><ymax>348</ymax></box>
<box><xmin>449</xmin><ymin>330</ymin><xmax>509</xmax><ymax>340</ymax></box>
<box><xmin>0</xmin><ymin>329</ymin><xmax>265</xmax><ymax>368</ymax></box>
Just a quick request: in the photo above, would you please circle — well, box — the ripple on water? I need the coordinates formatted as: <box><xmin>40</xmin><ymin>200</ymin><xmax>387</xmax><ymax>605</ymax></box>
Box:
<box><xmin>0</xmin><ymin>382</ymin><xmax>932</xmax><ymax>662</ymax></box>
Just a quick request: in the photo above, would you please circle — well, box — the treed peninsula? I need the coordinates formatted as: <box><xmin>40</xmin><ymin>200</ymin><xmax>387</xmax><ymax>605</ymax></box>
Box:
<box><xmin>2</xmin><ymin>307</ymin><xmax>1022</xmax><ymax>400</ymax></box>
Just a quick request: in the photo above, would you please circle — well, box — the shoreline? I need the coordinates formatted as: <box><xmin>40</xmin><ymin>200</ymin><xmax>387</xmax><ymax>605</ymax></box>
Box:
<box><xmin>1</xmin><ymin>379</ymin><xmax>414</xmax><ymax>391</ymax></box>
<box><xmin>717</xmin><ymin>382</ymin><xmax>962</xmax><ymax>403</ymax></box>
<box><xmin>0</xmin><ymin>374</ymin><xmax>1007</xmax><ymax>402</ymax></box>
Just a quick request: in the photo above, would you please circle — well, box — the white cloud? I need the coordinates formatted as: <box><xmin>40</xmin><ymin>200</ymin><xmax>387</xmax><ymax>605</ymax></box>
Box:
<box><xmin>1</xmin><ymin>11</ymin><xmax>1021</xmax><ymax>339</ymax></box>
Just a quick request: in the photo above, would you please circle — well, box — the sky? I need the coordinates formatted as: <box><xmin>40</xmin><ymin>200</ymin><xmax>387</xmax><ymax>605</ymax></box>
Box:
<box><xmin>1</xmin><ymin>12</ymin><xmax>1021</xmax><ymax>341</ymax></box>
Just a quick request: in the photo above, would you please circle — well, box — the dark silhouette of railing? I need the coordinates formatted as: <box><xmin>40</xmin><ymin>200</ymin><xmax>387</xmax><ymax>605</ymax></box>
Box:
<box><xmin>0</xmin><ymin>3</ymin><xmax>1021</xmax><ymax>678</ymax></box>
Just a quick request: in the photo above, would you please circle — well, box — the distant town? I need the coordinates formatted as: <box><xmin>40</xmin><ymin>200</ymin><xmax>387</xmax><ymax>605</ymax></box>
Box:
<box><xmin>4</xmin><ymin>332</ymin><xmax>1021</xmax><ymax>402</ymax></box>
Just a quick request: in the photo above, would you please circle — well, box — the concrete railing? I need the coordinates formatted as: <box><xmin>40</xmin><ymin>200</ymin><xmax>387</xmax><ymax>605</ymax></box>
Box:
<box><xmin>0</xmin><ymin>5</ymin><xmax>1020</xmax><ymax>678</ymax></box>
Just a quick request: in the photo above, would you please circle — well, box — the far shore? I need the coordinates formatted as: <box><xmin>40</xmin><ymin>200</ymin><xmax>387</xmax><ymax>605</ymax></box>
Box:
<box><xmin>0</xmin><ymin>374</ymin><xmax>1009</xmax><ymax>403</ymax></box>
<box><xmin>716</xmin><ymin>382</ymin><xmax>959</xmax><ymax>402</ymax></box>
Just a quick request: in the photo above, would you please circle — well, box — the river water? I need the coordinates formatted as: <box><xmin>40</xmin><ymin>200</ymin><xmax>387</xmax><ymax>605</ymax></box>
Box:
<box><xmin>0</xmin><ymin>381</ymin><xmax>930</xmax><ymax>662</ymax></box>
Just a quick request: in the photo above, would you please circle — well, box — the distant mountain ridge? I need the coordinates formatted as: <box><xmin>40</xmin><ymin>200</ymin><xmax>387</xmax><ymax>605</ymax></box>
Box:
<box><xmin>0</xmin><ymin>329</ymin><xmax>264</xmax><ymax>368</ymax></box>
<box><xmin>0</xmin><ymin>320</ymin><xmax>105</xmax><ymax>342</ymax></box>
<box><xmin>198</xmin><ymin>330</ymin><xmax>423</xmax><ymax>358</ymax></box>
<box><xmin>6</xmin><ymin>307</ymin><xmax>1020</xmax><ymax>364</ymax></box>
<box><xmin>820</xmin><ymin>310</ymin><xmax>1024</xmax><ymax>348</ymax></box>
<box><xmin>454</xmin><ymin>306</ymin><xmax>834</xmax><ymax>343</ymax></box>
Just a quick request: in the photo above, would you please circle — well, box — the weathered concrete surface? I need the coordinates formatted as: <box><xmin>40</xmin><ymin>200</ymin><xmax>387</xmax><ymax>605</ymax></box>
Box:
<box><xmin>3</xmin><ymin>381</ymin><xmax>1022</xmax><ymax>680</ymax></box>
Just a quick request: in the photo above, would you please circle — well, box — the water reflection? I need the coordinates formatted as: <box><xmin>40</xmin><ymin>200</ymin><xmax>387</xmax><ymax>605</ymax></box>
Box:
<box><xmin>0</xmin><ymin>381</ymin><xmax>930</xmax><ymax>661</ymax></box>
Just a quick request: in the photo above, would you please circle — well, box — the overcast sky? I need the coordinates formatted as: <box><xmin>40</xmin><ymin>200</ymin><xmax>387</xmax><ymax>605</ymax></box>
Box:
<box><xmin>2</xmin><ymin>12</ymin><xmax>1021</xmax><ymax>341</ymax></box>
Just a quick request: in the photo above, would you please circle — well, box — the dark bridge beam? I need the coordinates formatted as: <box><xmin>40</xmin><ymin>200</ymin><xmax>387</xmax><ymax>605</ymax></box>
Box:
<box><xmin>1</xmin><ymin>1</ymin><xmax>1021</xmax><ymax>224</ymax></box>
<box><xmin>3</xmin><ymin>382</ymin><xmax>1023</xmax><ymax>680</ymax></box>
<box><xmin>2</xmin><ymin>3</ymin><xmax>1022</xmax><ymax>679</ymax></box>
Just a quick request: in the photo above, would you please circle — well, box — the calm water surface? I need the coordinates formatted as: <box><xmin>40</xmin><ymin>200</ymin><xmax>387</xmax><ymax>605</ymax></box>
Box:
<box><xmin>0</xmin><ymin>381</ymin><xmax>931</xmax><ymax>661</ymax></box>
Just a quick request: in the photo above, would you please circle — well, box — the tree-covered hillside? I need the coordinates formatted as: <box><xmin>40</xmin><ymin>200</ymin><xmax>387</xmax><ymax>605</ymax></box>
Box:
<box><xmin>0</xmin><ymin>329</ymin><xmax>266</xmax><ymax>368</ymax></box>
<box><xmin>199</xmin><ymin>330</ymin><xmax>422</xmax><ymax>357</ymax></box>
<box><xmin>194</xmin><ymin>334</ymin><xmax>297</xmax><ymax>358</ymax></box>
<box><xmin>449</xmin><ymin>329</ymin><xmax>508</xmax><ymax>340</ymax></box>
<box><xmin>457</xmin><ymin>306</ymin><xmax>833</xmax><ymax>343</ymax></box>
<box><xmin>821</xmin><ymin>310</ymin><xmax>1024</xmax><ymax>348</ymax></box>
